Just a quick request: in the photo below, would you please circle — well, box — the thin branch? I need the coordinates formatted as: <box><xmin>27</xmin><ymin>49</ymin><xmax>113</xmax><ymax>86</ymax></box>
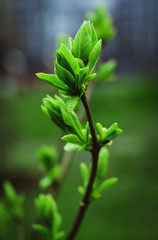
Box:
<box><xmin>66</xmin><ymin>93</ymin><xmax>100</xmax><ymax>240</ymax></box>
<box><xmin>81</xmin><ymin>92</ymin><xmax>98</xmax><ymax>147</ymax></box>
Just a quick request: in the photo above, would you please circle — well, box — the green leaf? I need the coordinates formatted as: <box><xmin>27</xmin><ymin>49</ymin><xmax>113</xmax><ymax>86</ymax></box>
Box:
<box><xmin>3</xmin><ymin>181</ymin><xmax>16</xmax><ymax>205</ymax></box>
<box><xmin>39</xmin><ymin>177</ymin><xmax>52</xmax><ymax>190</ymax></box>
<box><xmin>58</xmin><ymin>43</ymin><xmax>80</xmax><ymax>76</ymax></box>
<box><xmin>88</xmin><ymin>39</ymin><xmax>102</xmax><ymax>74</ymax></box>
<box><xmin>56</xmin><ymin>34</ymin><xmax>69</xmax><ymax>50</ymax></box>
<box><xmin>36</xmin><ymin>73</ymin><xmax>70</xmax><ymax>90</ymax></box>
<box><xmin>68</xmin><ymin>37</ymin><xmax>73</xmax><ymax>52</ymax></box>
<box><xmin>96</xmin><ymin>122</ymin><xmax>107</xmax><ymax>141</ymax></box>
<box><xmin>41</xmin><ymin>105</ymin><xmax>50</xmax><ymax>117</ymax></box>
<box><xmin>37</xmin><ymin>145</ymin><xmax>56</xmax><ymax>172</ymax></box>
<box><xmin>55</xmin><ymin>61</ymin><xmax>76</xmax><ymax>90</ymax></box>
<box><xmin>85</xmin><ymin>73</ymin><xmax>96</xmax><ymax>82</ymax></box>
<box><xmin>78</xmin><ymin>186</ymin><xmax>85</xmax><ymax>195</ymax></box>
<box><xmin>75</xmin><ymin>58</ymin><xmax>85</xmax><ymax>68</ymax></box>
<box><xmin>61</xmin><ymin>134</ymin><xmax>83</xmax><ymax>145</ymax></box>
<box><xmin>78</xmin><ymin>67</ymin><xmax>89</xmax><ymax>86</ymax></box>
<box><xmin>55</xmin><ymin>231</ymin><xmax>65</xmax><ymax>240</ymax></box>
<box><xmin>77</xmin><ymin>144</ymin><xmax>87</xmax><ymax>152</ymax></box>
<box><xmin>55</xmin><ymin>96</ymin><xmax>73</xmax><ymax>127</ymax></box>
<box><xmin>95</xmin><ymin>177</ymin><xmax>118</xmax><ymax>195</ymax></box>
<box><xmin>80</xmin><ymin>163</ymin><xmax>89</xmax><ymax>187</ymax></box>
<box><xmin>70</xmin><ymin>111</ymin><xmax>84</xmax><ymax>140</ymax></box>
<box><xmin>98</xmin><ymin>147</ymin><xmax>109</xmax><ymax>178</ymax></box>
<box><xmin>86</xmin><ymin>5</ymin><xmax>116</xmax><ymax>42</ymax></box>
<box><xmin>72</xmin><ymin>21</ymin><xmax>93</xmax><ymax>63</ymax></box>
<box><xmin>64</xmin><ymin>143</ymin><xmax>81</xmax><ymax>152</ymax></box>
<box><xmin>90</xmin><ymin>23</ymin><xmax>98</xmax><ymax>44</ymax></box>
<box><xmin>32</xmin><ymin>224</ymin><xmax>49</xmax><ymax>238</ymax></box>
<box><xmin>97</xmin><ymin>59</ymin><xmax>117</xmax><ymax>82</ymax></box>
<box><xmin>66</xmin><ymin>96</ymin><xmax>79</xmax><ymax>111</ymax></box>
<box><xmin>35</xmin><ymin>194</ymin><xmax>57</xmax><ymax>226</ymax></box>
<box><xmin>52</xmin><ymin>212</ymin><xmax>62</xmax><ymax>236</ymax></box>
<box><xmin>105</xmin><ymin>123</ymin><xmax>122</xmax><ymax>140</ymax></box>
<box><xmin>62</xmin><ymin>134</ymin><xmax>82</xmax><ymax>145</ymax></box>
<box><xmin>59</xmin><ymin>90</ymin><xmax>74</xmax><ymax>98</ymax></box>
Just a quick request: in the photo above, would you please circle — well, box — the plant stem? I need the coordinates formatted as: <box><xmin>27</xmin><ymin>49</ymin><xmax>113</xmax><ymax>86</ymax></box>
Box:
<box><xmin>66</xmin><ymin>93</ymin><xmax>100</xmax><ymax>240</ymax></box>
<box><xmin>81</xmin><ymin>92</ymin><xmax>98</xmax><ymax>147</ymax></box>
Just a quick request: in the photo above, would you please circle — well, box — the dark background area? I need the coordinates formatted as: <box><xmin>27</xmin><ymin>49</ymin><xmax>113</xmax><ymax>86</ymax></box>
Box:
<box><xmin>0</xmin><ymin>0</ymin><xmax>158</xmax><ymax>239</ymax></box>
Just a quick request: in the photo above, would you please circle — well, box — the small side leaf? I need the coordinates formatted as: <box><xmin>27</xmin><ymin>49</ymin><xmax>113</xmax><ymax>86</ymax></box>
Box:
<box><xmin>61</xmin><ymin>134</ymin><xmax>83</xmax><ymax>145</ymax></box>
<box><xmin>80</xmin><ymin>163</ymin><xmax>89</xmax><ymax>187</ymax></box>
<box><xmin>95</xmin><ymin>177</ymin><xmax>118</xmax><ymax>195</ymax></box>
<box><xmin>64</xmin><ymin>143</ymin><xmax>81</xmax><ymax>152</ymax></box>
<box><xmin>32</xmin><ymin>224</ymin><xmax>49</xmax><ymax>238</ymax></box>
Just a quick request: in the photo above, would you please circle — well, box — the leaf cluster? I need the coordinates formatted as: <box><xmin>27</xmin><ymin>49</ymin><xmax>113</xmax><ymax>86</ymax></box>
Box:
<box><xmin>37</xmin><ymin>21</ymin><xmax>101</xmax><ymax>98</ymax></box>
<box><xmin>37</xmin><ymin>146</ymin><xmax>62</xmax><ymax>190</ymax></box>
<box><xmin>86</xmin><ymin>5</ymin><xmax>116</xmax><ymax>43</ymax></box>
<box><xmin>3</xmin><ymin>181</ymin><xmax>25</xmax><ymax>220</ymax></box>
<box><xmin>78</xmin><ymin>147</ymin><xmax>118</xmax><ymax>199</ymax></box>
<box><xmin>33</xmin><ymin>194</ymin><xmax>64</xmax><ymax>240</ymax></box>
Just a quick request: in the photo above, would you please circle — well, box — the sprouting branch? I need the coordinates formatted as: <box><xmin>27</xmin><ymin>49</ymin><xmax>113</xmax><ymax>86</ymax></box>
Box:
<box><xmin>66</xmin><ymin>93</ymin><xmax>100</xmax><ymax>240</ymax></box>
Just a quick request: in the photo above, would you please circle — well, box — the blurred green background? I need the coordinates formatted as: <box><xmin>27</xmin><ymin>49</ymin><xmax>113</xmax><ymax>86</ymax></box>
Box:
<box><xmin>1</xmin><ymin>74</ymin><xmax>158</xmax><ymax>240</ymax></box>
<box><xmin>1</xmin><ymin>0</ymin><xmax>158</xmax><ymax>239</ymax></box>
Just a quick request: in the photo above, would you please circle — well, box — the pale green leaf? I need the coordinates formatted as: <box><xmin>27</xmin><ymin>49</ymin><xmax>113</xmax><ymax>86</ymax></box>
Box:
<box><xmin>61</xmin><ymin>134</ymin><xmax>83</xmax><ymax>145</ymax></box>
<box><xmin>80</xmin><ymin>162</ymin><xmax>89</xmax><ymax>187</ymax></box>
<box><xmin>64</xmin><ymin>143</ymin><xmax>81</xmax><ymax>152</ymax></box>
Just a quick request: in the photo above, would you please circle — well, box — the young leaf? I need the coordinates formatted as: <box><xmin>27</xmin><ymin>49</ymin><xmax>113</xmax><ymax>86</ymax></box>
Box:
<box><xmin>80</xmin><ymin>163</ymin><xmax>89</xmax><ymax>187</ymax></box>
<box><xmin>78</xmin><ymin>67</ymin><xmax>89</xmax><ymax>86</ymax></box>
<box><xmin>55</xmin><ymin>61</ymin><xmax>76</xmax><ymax>90</ymax></box>
<box><xmin>59</xmin><ymin>43</ymin><xmax>80</xmax><ymax>76</ymax></box>
<box><xmin>36</xmin><ymin>73</ymin><xmax>70</xmax><ymax>90</ymax></box>
<box><xmin>64</xmin><ymin>143</ymin><xmax>81</xmax><ymax>152</ymax></box>
<box><xmin>55</xmin><ymin>231</ymin><xmax>65</xmax><ymax>240</ymax></box>
<box><xmin>61</xmin><ymin>134</ymin><xmax>83</xmax><ymax>145</ymax></box>
<box><xmin>95</xmin><ymin>177</ymin><xmax>118</xmax><ymax>195</ymax></box>
<box><xmin>90</xmin><ymin>23</ymin><xmax>98</xmax><ymax>45</ymax></box>
<box><xmin>52</xmin><ymin>212</ymin><xmax>62</xmax><ymax>236</ymax></box>
<box><xmin>39</xmin><ymin>176</ymin><xmax>52</xmax><ymax>190</ymax></box>
<box><xmin>55</xmin><ymin>96</ymin><xmax>74</xmax><ymax>127</ymax></box>
<box><xmin>85</xmin><ymin>73</ymin><xmax>96</xmax><ymax>82</ymax></box>
<box><xmin>78</xmin><ymin>186</ymin><xmax>85</xmax><ymax>195</ymax></box>
<box><xmin>70</xmin><ymin>111</ymin><xmax>84</xmax><ymax>141</ymax></box>
<box><xmin>78</xmin><ymin>144</ymin><xmax>87</xmax><ymax>152</ymax></box>
<box><xmin>105</xmin><ymin>123</ymin><xmax>122</xmax><ymax>140</ymax></box>
<box><xmin>72</xmin><ymin>21</ymin><xmax>93</xmax><ymax>63</ymax></box>
<box><xmin>32</xmin><ymin>224</ymin><xmax>49</xmax><ymax>238</ymax></box>
<box><xmin>3</xmin><ymin>181</ymin><xmax>16</xmax><ymax>205</ymax></box>
<box><xmin>66</xmin><ymin>96</ymin><xmax>79</xmax><ymax>111</ymax></box>
<box><xmin>75</xmin><ymin>58</ymin><xmax>85</xmax><ymax>68</ymax></box>
<box><xmin>88</xmin><ymin>39</ymin><xmax>102</xmax><ymax>74</ymax></box>
<box><xmin>98</xmin><ymin>147</ymin><xmax>109</xmax><ymax>177</ymax></box>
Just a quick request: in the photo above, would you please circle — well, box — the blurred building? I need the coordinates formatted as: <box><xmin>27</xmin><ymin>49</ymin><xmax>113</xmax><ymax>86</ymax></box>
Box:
<box><xmin>0</xmin><ymin>0</ymin><xmax>158</xmax><ymax>84</ymax></box>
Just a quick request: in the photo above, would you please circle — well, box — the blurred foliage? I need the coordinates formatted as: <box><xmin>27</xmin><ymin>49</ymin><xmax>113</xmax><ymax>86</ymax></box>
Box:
<box><xmin>37</xmin><ymin>146</ymin><xmax>62</xmax><ymax>190</ymax></box>
<box><xmin>86</xmin><ymin>4</ymin><xmax>116</xmax><ymax>43</ymax></box>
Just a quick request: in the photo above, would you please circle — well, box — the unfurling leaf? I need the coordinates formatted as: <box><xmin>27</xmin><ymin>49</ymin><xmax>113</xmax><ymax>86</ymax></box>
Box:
<box><xmin>80</xmin><ymin>162</ymin><xmax>90</xmax><ymax>187</ymax></box>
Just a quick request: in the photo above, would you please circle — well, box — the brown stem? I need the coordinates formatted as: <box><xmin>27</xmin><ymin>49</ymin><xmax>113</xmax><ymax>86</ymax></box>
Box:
<box><xmin>81</xmin><ymin>92</ymin><xmax>98</xmax><ymax>147</ymax></box>
<box><xmin>66</xmin><ymin>93</ymin><xmax>100</xmax><ymax>240</ymax></box>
